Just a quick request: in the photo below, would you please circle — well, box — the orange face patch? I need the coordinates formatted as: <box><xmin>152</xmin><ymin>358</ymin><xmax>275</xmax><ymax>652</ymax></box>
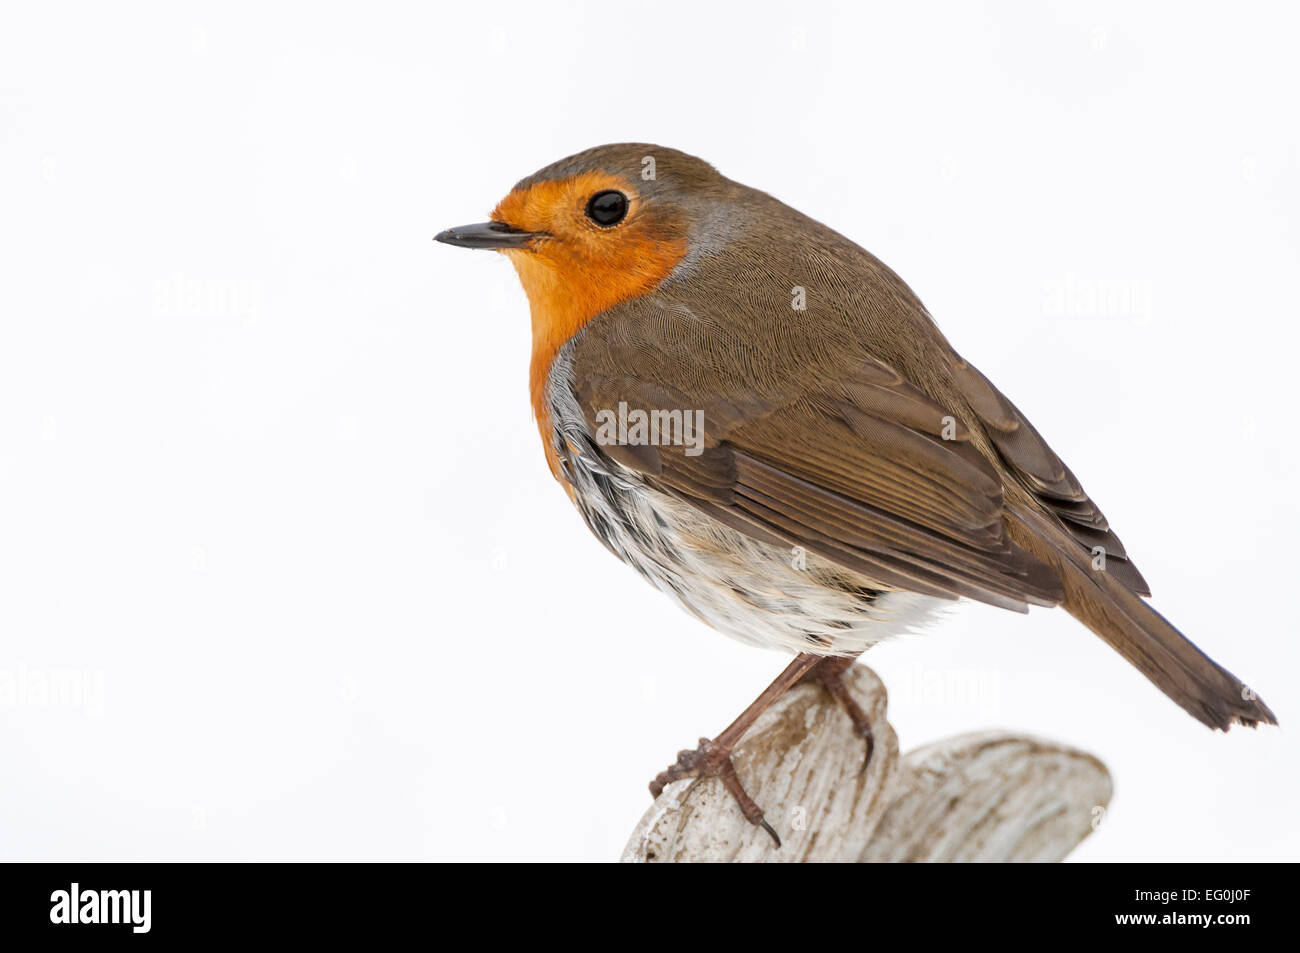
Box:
<box><xmin>491</xmin><ymin>171</ymin><xmax>688</xmax><ymax>480</ymax></box>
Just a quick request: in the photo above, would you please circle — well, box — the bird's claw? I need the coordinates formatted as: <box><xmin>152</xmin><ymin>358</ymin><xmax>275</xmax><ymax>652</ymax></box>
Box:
<box><xmin>804</xmin><ymin>657</ymin><xmax>875</xmax><ymax>774</ymax></box>
<box><xmin>647</xmin><ymin>736</ymin><xmax>781</xmax><ymax>847</ymax></box>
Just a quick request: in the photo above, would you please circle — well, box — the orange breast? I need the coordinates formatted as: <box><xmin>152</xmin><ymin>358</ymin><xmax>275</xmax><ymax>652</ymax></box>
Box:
<box><xmin>492</xmin><ymin>173</ymin><xmax>687</xmax><ymax>482</ymax></box>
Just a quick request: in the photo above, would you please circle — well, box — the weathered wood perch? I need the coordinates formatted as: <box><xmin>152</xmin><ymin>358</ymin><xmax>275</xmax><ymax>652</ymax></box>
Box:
<box><xmin>622</xmin><ymin>664</ymin><xmax>1111</xmax><ymax>863</ymax></box>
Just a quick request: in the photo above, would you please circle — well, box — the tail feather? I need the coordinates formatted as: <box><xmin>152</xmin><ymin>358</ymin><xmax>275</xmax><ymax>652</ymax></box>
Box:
<box><xmin>1010</xmin><ymin>507</ymin><xmax>1276</xmax><ymax>730</ymax></box>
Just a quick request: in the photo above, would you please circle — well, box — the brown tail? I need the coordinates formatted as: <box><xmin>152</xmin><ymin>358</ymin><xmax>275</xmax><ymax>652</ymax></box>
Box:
<box><xmin>1009</xmin><ymin>507</ymin><xmax>1276</xmax><ymax>730</ymax></box>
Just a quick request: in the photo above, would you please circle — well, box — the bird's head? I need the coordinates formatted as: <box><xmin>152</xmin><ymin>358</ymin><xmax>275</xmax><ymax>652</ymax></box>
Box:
<box><xmin>436</xmin><ymin>144</ymin><xmax>732</xmax><ymax>367</ymax></box>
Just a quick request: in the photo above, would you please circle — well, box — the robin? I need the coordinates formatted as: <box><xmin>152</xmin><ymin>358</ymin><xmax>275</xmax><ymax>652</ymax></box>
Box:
<box><xmin>436</xmin><ymin>143</ymin><xmax>1276</xmax><ymax>846</ymax></box>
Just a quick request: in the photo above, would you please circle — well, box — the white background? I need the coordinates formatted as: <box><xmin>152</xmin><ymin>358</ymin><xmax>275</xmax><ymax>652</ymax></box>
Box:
<box><xmin>1</xmin><ymin>1</ymin><xmax>1296</xmax><ymax>862</ymax></box>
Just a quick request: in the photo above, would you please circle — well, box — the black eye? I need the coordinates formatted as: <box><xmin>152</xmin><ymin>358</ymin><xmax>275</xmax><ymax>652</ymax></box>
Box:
<box><xmin>585</xmin><ymin>190</ymin><xmax>628</xmax><ymax>227</ymax></box>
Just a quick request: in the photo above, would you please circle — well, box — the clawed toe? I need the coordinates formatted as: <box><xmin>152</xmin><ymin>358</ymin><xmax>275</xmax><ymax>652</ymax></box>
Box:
<box><xmin>805</xmin><ymin>656</ymin><xmax>875</xmax><ymax>773</ymax></box>
<box><xmin>643</xmin><ymin>653</ymin><xmax>837</xmax><ymax>850</ymax></box>
<box><xmin>647</xmin><ymin>737</ymin><xmax>781</xmax><ymax>847</ymax></box>
<box><xmin>648</xmin><ymin>738</ymin><xmax>711</xmax><ymax>798</ymax></box>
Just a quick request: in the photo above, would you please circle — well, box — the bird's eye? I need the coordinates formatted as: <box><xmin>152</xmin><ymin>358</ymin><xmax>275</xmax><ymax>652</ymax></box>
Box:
<box><xmin>585</xmin><ymin>190</ymin><xmax>628</xmax><ymax>227</ymax></box>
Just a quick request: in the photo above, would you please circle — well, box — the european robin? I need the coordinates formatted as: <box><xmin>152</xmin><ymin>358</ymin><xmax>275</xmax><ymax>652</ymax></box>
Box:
<box><xmin>436</xmin><ymin>144</ymin><xmax>1276</xmax><ymax>846</ymax></box>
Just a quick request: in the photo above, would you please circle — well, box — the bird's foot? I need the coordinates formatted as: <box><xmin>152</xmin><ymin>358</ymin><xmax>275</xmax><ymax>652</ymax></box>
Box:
<box><xmin>649</xmin><ymin>737</ymin><xmax>781</xmax><ymax>847</ymax></box>
<box><xmin>803</xmin><ymin>656</ymin><xmax>875</xmax><ymax>771</ymax></box>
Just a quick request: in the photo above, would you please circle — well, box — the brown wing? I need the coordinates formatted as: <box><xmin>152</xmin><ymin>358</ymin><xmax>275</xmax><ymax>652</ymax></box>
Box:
<box><xmin>569</xmin><ymin>338</ymin><xmax>1065</xmax><ymax>613</ymax></box>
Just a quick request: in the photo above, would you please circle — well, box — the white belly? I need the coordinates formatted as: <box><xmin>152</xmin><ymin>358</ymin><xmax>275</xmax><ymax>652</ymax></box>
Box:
<box><xmin>546</xmin><ymin>347</ymin><xmax>945</xmax><ymax>656</ymax></box>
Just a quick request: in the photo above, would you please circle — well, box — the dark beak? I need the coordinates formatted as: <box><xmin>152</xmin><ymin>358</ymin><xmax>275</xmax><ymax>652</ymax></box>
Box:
<box><xmin>433</xmin><ymin>221</ymin><xmax>543</xmax><ymax>250</ymax></box>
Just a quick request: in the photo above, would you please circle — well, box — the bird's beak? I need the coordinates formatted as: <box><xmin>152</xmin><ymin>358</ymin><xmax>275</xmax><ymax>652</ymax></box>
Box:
<box><xmin>434</xmin><ymin>221</ymin><xmax>544</xmax><ymax>250</ymax></box>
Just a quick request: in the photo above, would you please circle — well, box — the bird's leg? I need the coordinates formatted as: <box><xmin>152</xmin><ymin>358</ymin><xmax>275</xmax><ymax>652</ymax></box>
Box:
<box><xmin>801</xmin><ymin>655</ymin><xmax>874</xmax><ymax>771</ymax></box>
<box><xmin>648</xmin><ymin>652</ymin><xmax>822</xmax><ymax>847</ymax></box>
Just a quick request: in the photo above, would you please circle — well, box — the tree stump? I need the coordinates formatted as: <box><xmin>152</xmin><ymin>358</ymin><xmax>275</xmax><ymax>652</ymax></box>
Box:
<box><xmin>622</xmin><ymin>664</ymin><xmax>1111</xmax><ymax>863</ymax></box>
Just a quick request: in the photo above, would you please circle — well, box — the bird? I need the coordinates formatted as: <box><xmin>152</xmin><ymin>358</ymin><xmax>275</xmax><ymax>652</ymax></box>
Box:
<box><xmin>435</xmin><ymin>143</ymin><xmax>1276</xmax><ymax>846</ymax></box>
